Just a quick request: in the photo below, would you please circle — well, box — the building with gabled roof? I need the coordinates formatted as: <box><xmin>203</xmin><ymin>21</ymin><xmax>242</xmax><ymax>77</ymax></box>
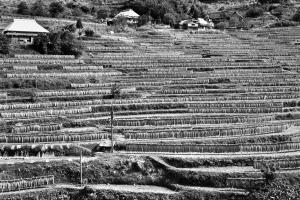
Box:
<box><xmin>3</xmin><ymin>19</ymin><xmax>49</xmax><ymax>45</ymax></box>
<box><xmin>114</xmin><ymin>9</ymin><xmax>140</xmax><ymax>25</ymax></box>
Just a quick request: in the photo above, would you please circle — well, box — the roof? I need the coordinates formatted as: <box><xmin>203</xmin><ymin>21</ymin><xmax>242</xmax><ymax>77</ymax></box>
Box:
<box><xmin>115</xmin><ymin>9</ymin><xmax>140</xmax><ymax>19</ymax></box>
<box><xmin>3</xmin><ymin>19</ymin><xmax>49</xmax><ymax>34</ymax></box>
<box><xmin>198</xmin><ymin>18</ymin><xmax>209</xmax><ymax>26</ymax></box>
<box><xmin>230</xmin><ymin>12</ymin><xmax>244</xmax><ymax>19</ymax></box>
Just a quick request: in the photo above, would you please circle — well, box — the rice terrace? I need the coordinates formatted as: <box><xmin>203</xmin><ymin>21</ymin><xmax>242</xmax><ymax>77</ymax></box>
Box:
<box><xmin>0</xmin><ymin>0</ymin><xmax>299</xmax><ymax>199</ymax></box>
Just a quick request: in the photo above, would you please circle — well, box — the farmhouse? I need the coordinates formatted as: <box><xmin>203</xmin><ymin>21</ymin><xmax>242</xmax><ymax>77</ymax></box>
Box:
<box><xmin>3</xmin><ymin>19</ymin><xmax>49</xmax><ymax>45</ymax></box>
<box><xmin>228</xmin><ymin>12</ymin><xmax>245</xmax><ymax>28</ymax></box>
<box><xmin>177</xmin><ymin>18</ymin><xmax>213</xmax><ymax>30</ymax></box>
<box><xmin>114</xmin><ymin>9</ymin><xmax>140</xmax><ymax>25</ymax></box>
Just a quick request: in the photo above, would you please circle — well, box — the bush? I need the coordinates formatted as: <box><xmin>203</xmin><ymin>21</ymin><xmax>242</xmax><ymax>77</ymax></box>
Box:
<box><xmin>292</xmin><ymin>10</ymin><xmax>300</xmax><ymax>22</ymax></box>
<box><xmin>249</xmin><ymin>177</ymin><xmax>300</xmax><ymax>200</ymax></box>
<box><xmin>246</xmin><ymin>7</ymin><xmax>264</xmax><ymax>18</ymax></box>
<box><xmin>49</xmin><ymin>1</ymin><xmax>64</xmax><ymax>17</ymax></box>
<box><xmin>17</xmin><ymin>1</ymin><xmax>30</xmax><ymax>15</ymax></box>
<box><xmin>258</xmin><ymin>0</ymin><xmax>282</xmax><ymax>4</ymax></box>
<box><xmin>85</xmin><ymin>29</ymin><xmax>94</xmax><ymax>37</ymax></box>
<box><xmin>0</xmin><ymin>34</ymin><xmax>11</xmax><ymax>55</ymax></box>
<box><xmin>268</xmin><ymin>20</ymin><xmax>297</xmax><ymax>27</ymax></box>
<box><xmin>215</xmin><ymin>21</ymin><xmax>229</xmax><ymax>30</ymax></box>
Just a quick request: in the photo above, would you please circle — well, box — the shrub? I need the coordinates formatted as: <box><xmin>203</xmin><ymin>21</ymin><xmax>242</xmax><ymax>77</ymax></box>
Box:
<box><xmin>292</xmin><ymin>10</ymin><xmax>300</xmax><ymax>22</ymax></box>
<box><xmin>49</xmin><ymin>1</ymin><xmax>64</xmax><ymax>17</ymax></box>
<box><xmin>85</xmin><ymin>29</ymin><xmax>94</xmax><ymax>37</ymax></box>
<box><xmin>215</xmin><ymin>21</ymin><xmax>229</xmax><ymax>30</ymax></box>
<box><xmin>0</xmin><ymin>34</ymin><xmax>11</xmax><ymax>55</ymax></box>
<box><xmin>249</xmin><ymin>177</ymin><xmax>300</xmax><ymax>200</ymax></box>
<box><xmin>76</xmin><ymin>19</ymin><xmax>83</xmax><ymax>29</ymax></box>
<box><xmin>268</xmin><ymin>20</ymin><xmax>297</xmax><ymax>27</ymax></box>
<box><xmin>64</xmin><ymin>24</ymin><xmax>77</xmax><ymax>33</ymax></box>
<box><xmin>258</xmin><ymin>0</ymin><xmax>282</xmax><ymax>4</ymax></box>
<box><xmin>17</xmin><ymin>1</ymin><xmax>30</xmax><ymax>15</ymax></box>
<box><xmin>246</xmin><ymin>7</ymin><xmax>264</xmax><ymax>18</ymax></box>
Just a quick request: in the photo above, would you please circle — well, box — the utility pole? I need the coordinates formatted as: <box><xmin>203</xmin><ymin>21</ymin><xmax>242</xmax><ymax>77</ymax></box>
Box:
<box><xmin>80</xmin><ymin>150</ymin><xmax>83</xmax><ymax>186</ymax></box>
<box><xmin>110</xmin><ymin>100</ymin><xmax>114</xmax><ymax>153</ymax></box>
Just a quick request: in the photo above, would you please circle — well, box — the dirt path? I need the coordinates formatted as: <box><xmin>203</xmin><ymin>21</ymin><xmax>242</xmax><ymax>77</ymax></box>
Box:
<box><xmin>177</xmin><ymin>166</ymin><xmax>259</xmax><ymax>173</ymax></box>
<box><xmin>173</xmin><ymin>184</ymin><xmax>249</xmax><ymax>195</ymax></box>
<box><xmin>56</xmin><ymin>184</ymin><xmax>177</xmax><ymax>194</ymax></box>
<box><xmin>0</xmin><ymin>156</ymin><xmax>97</xmax><ymax>164</ymax></box>
<box><xmin>122</xmin><ymin>150</ymin><xmax>300</xmax><ymax>158</ymax></box>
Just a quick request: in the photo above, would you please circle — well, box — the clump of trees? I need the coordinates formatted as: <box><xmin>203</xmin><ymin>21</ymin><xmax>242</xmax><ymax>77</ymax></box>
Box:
<box><xmin>123</xmin><ymin>0</ymin><xmax>207</xmax><ymax>24</ymax></box>
<box><xmin>32</xmin><ymin>31</ymin><xmax>83</xmax><ymax>57</ymax></box>
<box><xmin>292</xmin><ymin>9</ymin><xmax>300</xmax><ymax>22</ymax></box>
<box><xmin>17</xmin><ymin>1</ymin><xmax>30</xmax><ymax>15</ymax></box>
<box><xmin>0</xmin><ymin>34</ymin><xmax>11</xmax><ymax>55</ymax></box>
<box><xmin>16</xmin><ymin>0</ymin><xmax>91</xmax><ymax>18</ymax></box>
<box><xmin>245</xmin><ymin>7</ymin><xmax>264</xmax><ymax>18</ymax></box>
<box><xmin>49</xmin><ymin>1</ymin><xmax>64</xmax><ymax>17</ymax></box>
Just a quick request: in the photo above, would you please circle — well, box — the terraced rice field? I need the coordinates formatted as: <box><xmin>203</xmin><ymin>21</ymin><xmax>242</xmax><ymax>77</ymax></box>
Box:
<box><xmin>0</xmin><ymin>26</ymin><xmax>299</xmax><ymax>193</ymax></box>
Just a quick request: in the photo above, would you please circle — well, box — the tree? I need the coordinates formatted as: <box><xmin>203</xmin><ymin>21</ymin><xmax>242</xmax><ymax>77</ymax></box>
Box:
<box><xmin>48</xmin><ymin>32</ymin><xmax>62</xmax><ymax>55</ymax></box>
<box><xmin>80</xmin><ymin>5</ymin><xmax>90</xmax><ymax>14</ymax></box>
<box><xmin>31</xmin><ymin>0</ymin><xmax>48</xmax><ymax>17</ymax></box>
<box><xmin>60</xmin><ymin>31</ymin><xmax>83</xmax><ymax>57</ymax></box>
<box><xmin>189</xmin><ymin>4</ymin><xmax>205</xmax><ymax>19</ymax></box>
<box><xmin>292</xmin><ymin>9</ymin><xmax>300</xmax><ymax>22</ymax></box>
<box><xmin>163</xmin><ymin>12</ymin><xmax>176</xmax><ymax>26</ymax></box>
<box><xmin>33</xmin><ymin>34</ymin><xmax>50</xmax><ymax>54</ymax></box>
<box><xmin>72</xmin><ymin>7</ymin><xmax>83</xmax><ymax>17</ymax></box>
<box><xmin>17</xmin><ymin>1</ymin><xmax>30</xmax><ymax>15</ymax></box>
<box><xmin>49</xmin><ymin>2</ymin><xmax>64</xmax><ymax>17</ymax></box>
<box><xmin>0</xmin><ymin>34</ymin><xmax>11</xmax><ymax>55</ymax></box>
<box><xmin>76</xmin><ymin>19</ymin><xmax>83</xmax><ymax>29</ymax></box>
<box><xmin>97</xmin><ymin>6</ymin><xmax>111</xmax><ymax>19</ymax></box>
<box><xmin>32</xmin><ymin>31</ymin><xmax>83</xmax><ymax>57</ymax></box>
<box><xmin>138</xmin><ymin>15</ymin><xmax>151</xmax><ymax>26</ymax></box>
